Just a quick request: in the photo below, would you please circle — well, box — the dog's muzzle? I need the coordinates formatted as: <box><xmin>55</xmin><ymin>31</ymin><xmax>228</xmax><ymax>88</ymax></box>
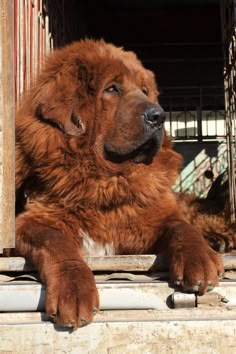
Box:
<box><xmin>142</xmin><ymin>106</ymin><xmax>166</xmax><ymax>129</ymax></box>
<box><xmin>103</xmin><ymin>103</ymin><xmax>166</xmax><ymax>165</ymax></box>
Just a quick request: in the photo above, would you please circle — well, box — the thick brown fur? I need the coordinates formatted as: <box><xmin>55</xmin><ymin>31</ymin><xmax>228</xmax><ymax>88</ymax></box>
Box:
<box><xmin>176</xmin><ymin>192</ymin><xmax>236</xmax><ymax>252</ymax></box>
<box><xmin>15</xmin><ymin>39</ymin><xmax>224</xmax><ymax>330</ymax></box>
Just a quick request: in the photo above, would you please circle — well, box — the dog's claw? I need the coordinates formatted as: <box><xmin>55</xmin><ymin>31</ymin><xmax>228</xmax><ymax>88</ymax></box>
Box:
<box><xmin>79</xmin><ymin>317</ymin><xmax>88</xmax><ymax>327</ymax></box>
<box><xmin>93</xmin><ymin>307</ymin><xmax>98</xmax><ymax>315</ymax></box>
<box><xmin>64</xmin><ymin>320</ymin><xmax>76</xmax><ymax>328</ymax></box>
<box><xmin>49</xmin><ymin>313</ymin><xmax>57</xmax><ymax>321</ymax></box>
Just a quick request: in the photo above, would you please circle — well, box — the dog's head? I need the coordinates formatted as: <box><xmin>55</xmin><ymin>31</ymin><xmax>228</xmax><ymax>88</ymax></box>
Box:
<box><xmin>25</xmin><ymin>39</ymin><xmax>166</xmax><ymax>167</ymax></box>
<box><xmin>97</xmin><ymin>57</ymin><xmax>165</xmax><ymax>165</ymax></box>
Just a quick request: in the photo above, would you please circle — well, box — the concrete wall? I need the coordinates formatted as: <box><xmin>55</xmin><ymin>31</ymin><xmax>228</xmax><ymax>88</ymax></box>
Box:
<box><xmin>174</xmin><ymin>141</ymin><xmax>227</xmax><ymax>196</ymax></box>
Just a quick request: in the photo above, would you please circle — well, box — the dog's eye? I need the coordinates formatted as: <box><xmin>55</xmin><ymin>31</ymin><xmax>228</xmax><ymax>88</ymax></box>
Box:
<box><xmin>142</xmin><ymin>86</ymin><xmax>148</xmax><ymax>96</ymax></box>
<box><xmin>104</xmin><ymin>84</ymin><xmax>120</xmax><ymax>95</ymax></box>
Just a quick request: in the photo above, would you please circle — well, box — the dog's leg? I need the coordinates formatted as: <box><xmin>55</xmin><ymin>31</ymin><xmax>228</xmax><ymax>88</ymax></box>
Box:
<box><xmin>158</xmin><ymin>220</ymin><xmax>224</xmax><ymax>294</ymax></box>
<box><xmin>15</xmin><ymin>144</ymin><xmax>31</xmax><ymax>191</ymax></box>
<box><xmin>16</xmin><ymin>213</ymin><xmax>99</xmax><ymax>330</ymax></box>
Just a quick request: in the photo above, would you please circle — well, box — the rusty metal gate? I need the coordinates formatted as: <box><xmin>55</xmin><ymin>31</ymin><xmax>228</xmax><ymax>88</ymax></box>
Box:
<box><xmin>221</xmin><ymin>0</ymin><xmax>236</xmax><ymax>223</ymax></box>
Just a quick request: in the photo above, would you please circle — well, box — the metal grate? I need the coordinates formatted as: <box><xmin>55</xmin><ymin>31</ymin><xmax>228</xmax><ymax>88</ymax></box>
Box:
<box><xmin>161</xmin><ymin>86</ymin><xmax>225</xmax><ymax>141</ymax></box>
<box><xmin>221</xmin><ymin>0</ymin><xmax>236</xmax><ymax>223</ymax></box>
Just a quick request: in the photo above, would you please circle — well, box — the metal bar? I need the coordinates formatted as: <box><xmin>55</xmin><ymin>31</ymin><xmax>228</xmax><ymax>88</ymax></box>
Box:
<box><xmin>0</xmin><ymin>281</ymin><xmax>173</xmax><ymax>312</ymax></box>
<box><xmin>44</xmin><ymin>3</ymin><xmax>50</xmax><ymax>55</ymax></box>
<box><xmin>26</xmin><ymin>0</ymin><xmax>30</xmax><ymax>90</ymax></box>
<box><xmin>0</xmin><ymin>280</ymin><xmax>236</xmax><ymax>313</ymax></box>
<box><xmin>14</xmin><ymin>0</ymin><xmax>19</xmax><ymax>101</ymax></box>
<box><xmin>163</xmin><ymin>85</ymin><xmax>224</xmax><ymax>90</ymax></box>
<box><xmin>16</xmin><ymin>0</ymin><xmax>21</xmax><ymax>102</ymax></box>
<box><xmin>38</xmin><ymin>0</ymin><xmax>42</xmax><ymax>72</ymax></box>
<box><xmin>32</xmin><ymin>0</ymin><xmax>38</xmax><ymax>82</ymax></box>
<box><xmin>126</xmin><ymin>42</ymin><xmax>222</xmax><ymax>48</ymax></box>
<box><xmin>29</xmin><ymin>0</ymin><xmax>33</xmax><ymax>85</ymax></box>
<box><xmin>221</xmin><ymin>0</ymin><xmax>236</xmax><ymax>223</ymax></box>
<box><xmin>19</xmin><ymin>0</ymin><xmax>24</xmax><ymax>97</ymax></box>
<box><xmin>197</xmin><ymin>88</ymin><xmax>203</xmax><ymax>141</ymax></box>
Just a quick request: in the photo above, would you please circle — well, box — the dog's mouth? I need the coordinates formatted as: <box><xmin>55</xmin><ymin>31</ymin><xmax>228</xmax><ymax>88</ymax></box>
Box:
<box><xmin>104</xmin><ymin>133</ymin><xmax>162</xmax><ymax>165</ymax></box>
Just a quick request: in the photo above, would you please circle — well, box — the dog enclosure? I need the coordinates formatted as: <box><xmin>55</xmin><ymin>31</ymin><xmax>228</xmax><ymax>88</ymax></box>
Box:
<box><xmin>0</xmin><ymin>0</ymin><xmax>236</xmax><ymax>352</ymax></box>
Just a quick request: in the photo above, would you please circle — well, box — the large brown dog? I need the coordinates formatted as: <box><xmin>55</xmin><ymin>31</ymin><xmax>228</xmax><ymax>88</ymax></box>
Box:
<box><xmin>16</xmin><ymin>39</ymin><xmax>224</xmax><ymax>329</ymax></box>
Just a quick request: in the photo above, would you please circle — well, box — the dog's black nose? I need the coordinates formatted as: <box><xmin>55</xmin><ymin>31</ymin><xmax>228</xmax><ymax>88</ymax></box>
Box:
<box><xmin>142</xmin><ymin>106</ymin><xmax>165</xmax><ymax>127</ymax></box>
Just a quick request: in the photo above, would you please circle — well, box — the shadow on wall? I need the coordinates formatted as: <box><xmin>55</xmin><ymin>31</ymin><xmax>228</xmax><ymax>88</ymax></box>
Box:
<box><xmin>173</xmin><ymin>141</ymin><xmax>227</xmax><ymax>197</ymax></box>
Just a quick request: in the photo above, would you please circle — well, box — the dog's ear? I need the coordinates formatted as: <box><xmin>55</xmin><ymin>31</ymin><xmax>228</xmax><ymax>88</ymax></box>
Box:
<box><xmin>77</xmin><ymin>63</ymin><xmax>95</xmax><ymax>97</ymax></box>
<box><xmin>35</xmin><ymin>100</ymin><xmax>86</xmax><ymax>137</ymax></box>
<box><xmin>33</xmin><ymin>63</ymin><xmax>94</xmax><ymax>136</ymax></box>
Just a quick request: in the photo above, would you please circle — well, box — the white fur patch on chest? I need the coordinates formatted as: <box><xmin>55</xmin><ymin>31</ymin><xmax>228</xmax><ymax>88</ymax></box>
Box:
<box><xmin>80</xmin><ymin>229</ymin><xmax>115</xmax><ymax>256</ymax></box>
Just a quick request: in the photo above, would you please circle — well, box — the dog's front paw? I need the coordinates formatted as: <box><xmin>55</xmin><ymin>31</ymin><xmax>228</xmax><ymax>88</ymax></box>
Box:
<box><xmin>44</xmin><ymin>260</ymin><xmax>99</xmax><ymax>330</ymax></box>
<box><xmin>169</xmin><ymin>240</ymin><xmax>224</xmax><ymax>294</ymax></box>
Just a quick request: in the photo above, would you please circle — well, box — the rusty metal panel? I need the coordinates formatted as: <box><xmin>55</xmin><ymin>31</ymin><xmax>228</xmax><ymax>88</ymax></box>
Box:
<box><xmin>14</xmin><ymin>0</ymin><xmax>53</xmax><ymax>102</ymax></box>
<box><xmin>0</xmin><ymin>0</ymin><xmax>15</xmax><ymax>252</ymax></box>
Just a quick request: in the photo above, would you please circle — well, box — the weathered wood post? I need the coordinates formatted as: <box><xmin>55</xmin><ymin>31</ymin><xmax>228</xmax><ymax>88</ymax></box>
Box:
<box><xmin>0</xmin><ymin>0</ymin><xmax>15</xmax><ymax>252</ymax></box>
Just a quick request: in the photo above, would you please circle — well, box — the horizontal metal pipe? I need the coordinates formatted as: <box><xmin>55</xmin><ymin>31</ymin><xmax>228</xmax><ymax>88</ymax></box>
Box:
<box><xmin>0</xmin><ymin>280</ymin><xmax>236</xmax><ymax>312</ymax></box>
<box><xmin>0</xmin><ymin>282</ymin><xmax>173</xmax><ymax>312</ymax></box>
